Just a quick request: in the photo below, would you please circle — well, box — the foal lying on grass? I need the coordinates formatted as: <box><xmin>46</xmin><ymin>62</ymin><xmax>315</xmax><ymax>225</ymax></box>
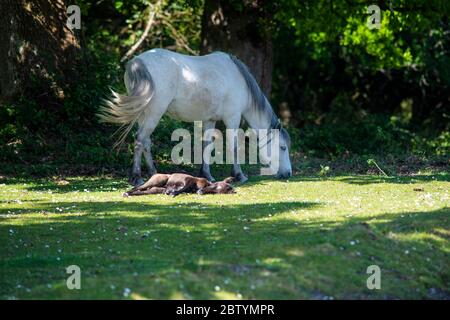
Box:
<box><xmin>123</xmin><ymin>173</ymin><xmax>235</xmax><ymax>197</ymax></box>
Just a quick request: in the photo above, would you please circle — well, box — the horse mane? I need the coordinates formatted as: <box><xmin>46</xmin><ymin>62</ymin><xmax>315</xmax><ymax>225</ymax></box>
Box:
<box><xmin>228</xmin><ymin>54</ymin><xmax>290</xmax><ymax>147</ymax></box>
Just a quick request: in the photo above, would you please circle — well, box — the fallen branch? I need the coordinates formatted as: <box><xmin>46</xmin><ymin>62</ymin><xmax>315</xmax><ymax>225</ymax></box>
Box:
<box><xmin>120</xmin><ymin>0</ymin><xmax>162</xmax><ymax>63</ymax></box>
<box><xmin>160</xmin><ymin>15</ymin><xmax>197</xmax><ymax>55</ymax></box>
<box><xmin>367</xmin><ymin>158</ymin><xmax>389</xmax><ymax>177</ymax></box>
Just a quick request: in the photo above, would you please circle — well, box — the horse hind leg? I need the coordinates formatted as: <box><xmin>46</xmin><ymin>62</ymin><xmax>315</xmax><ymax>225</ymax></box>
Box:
<box><xmin>129</xmin><ymin>140</ymin><xmax>145</xmax><ymax>186</ymax></box>
<box><xmin>129</xmin><ymin>100</ymin><xmax>169</xmax><ymax>186</ymax></box>
<box><xmin>129</xmin><ymin>136</ymin><xmax>159</xmax><ymax>186</ymax></box>
<box><xmin>142</xmin><ymin>136</ymin><xmax>157</xmax><ymax>175</ymax></box>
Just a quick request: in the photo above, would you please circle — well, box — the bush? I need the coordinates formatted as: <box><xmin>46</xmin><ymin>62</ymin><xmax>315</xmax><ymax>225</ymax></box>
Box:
<box><xmin>289</xmin><ymin>113</ymin><xmax>447</xmax><ymax>159</ymax></box>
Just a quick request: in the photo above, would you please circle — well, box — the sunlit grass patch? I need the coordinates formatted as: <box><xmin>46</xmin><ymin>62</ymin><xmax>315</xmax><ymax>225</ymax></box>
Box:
<box><xmin>0</xmin><ymin>174</ymin><xmax>449</xmax><ymax>299</ymax></box>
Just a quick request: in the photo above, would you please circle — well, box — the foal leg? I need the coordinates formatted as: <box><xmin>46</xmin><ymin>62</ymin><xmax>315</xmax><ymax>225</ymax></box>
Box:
<box><xmin>124</xmin><ymin>187</ymin><xmax>166</xmax><ymax>197</ymax></box>
<box><xmin>199</xmin><ymin>120</ymin><xmax>216</xmax><ymax>182</ymax></box>
<box><xmin>126</xmin><ymin>173</ymin><xmax>170</xmax><ymax>194</ymax></box>
<box><xmin>224</xmin><ymin>117</ymin><xmax>248</xmax><ymax>183</ymax></box>
<box><xmin>165</xmin><ymin>182</ymin><xmax>188</xmax><ymax>197</ymax></box>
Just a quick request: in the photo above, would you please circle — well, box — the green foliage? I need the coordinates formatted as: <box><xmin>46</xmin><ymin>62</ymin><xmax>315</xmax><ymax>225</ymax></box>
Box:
<box><xmin>0</xmin><ymin>37</ymin><xmax>123</xmax><ymax>165</ymax></box>
<box><xmin>319</xmin><ymin>165</ymin><xmax>330</xmax><ymax>176</ymax></box>
<box><xmin>1</xmin><ymin>0</ymin><xmax>448</xmax><ymax>174</ymax></box>
<box><xmin>271</xmin><ymin>1</ymin><xmax>449</xmax><ymax>163</ymax></box>
<box><xmin>0</xmin><ymin>0</ymin><xmax>205</xmax><ymax>170</ymax></box>
<box><xmin>78</xmin><ymin>0</ymin><xmax>203</xmax><ymax>55</ymax></box>
<box><xmin>341</xmin><ymin>11</ymin><xmax>414</xmax><ymax>69</ymax></box>
<box><xmin>367</xmin><ymin>158</ymin><xmax>389</xmax><ymax>177</ymax></box>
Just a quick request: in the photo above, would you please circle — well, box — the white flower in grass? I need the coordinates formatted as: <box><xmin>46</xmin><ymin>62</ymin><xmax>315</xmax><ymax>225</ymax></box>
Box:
<box><xmin>123</xmin><ymin>288</ymin><xmax>131</xmax><ymax>297</ymax></box>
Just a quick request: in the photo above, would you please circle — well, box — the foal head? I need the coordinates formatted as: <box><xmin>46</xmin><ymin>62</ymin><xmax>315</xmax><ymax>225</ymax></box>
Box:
<box><xmin>197</xmin><ymin>177</ymin><xmax>235</xmax><ymax>195</ymax></box>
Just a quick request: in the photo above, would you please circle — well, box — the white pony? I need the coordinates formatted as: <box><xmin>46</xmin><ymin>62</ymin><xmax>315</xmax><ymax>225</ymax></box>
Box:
<box><xmin>100</xmin><ymin>49</ymin><xmax>292</xmax><ymax>186</ymax></box>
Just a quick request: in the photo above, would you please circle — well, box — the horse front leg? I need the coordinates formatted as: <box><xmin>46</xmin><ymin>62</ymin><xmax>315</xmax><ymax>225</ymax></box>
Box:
<box><xmin>225</xmin><ymin>119</ymin><xmax>248</xmax><ymax>183</ymax></box>
<box><xmin>230</xmin><ymin>137</ymin><xmax>248</xmax><ymax>183</ymax></box>
<box><xmin>199</xmin><ymin>121</ymin><xmax>216</xmax><ymax>182</ymax></box>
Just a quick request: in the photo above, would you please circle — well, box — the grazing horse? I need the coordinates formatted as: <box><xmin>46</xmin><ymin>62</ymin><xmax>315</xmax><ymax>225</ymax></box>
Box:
<box><xmin>99</xmin><ymin>49</ymin><xmax>292</xmax><ymax>186</ymax></box>
<box><xmin>123</xmin><ymin>173</ymin><xmax>235</xmax><ymax>197</ymax></box>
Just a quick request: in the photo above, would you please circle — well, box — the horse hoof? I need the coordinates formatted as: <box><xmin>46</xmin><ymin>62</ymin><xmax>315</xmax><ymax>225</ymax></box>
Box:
<box><xmin>129</xmin><ymin>175</ymin><xmax>144</xmax><ymax>187</ymax></box>
<box><xmin>235</xmin><ymin>173</ymin><xmax>248</xmax><ymax>183</ymax></box>
<box><xmin>199</xmin><ymin>171</ymin><xmax>215</xmax><ymax>182</ymax></box>
<box><xmin>122</xmin><ymin>192</ymin><xmax>130</xmax><ymax>197</ymax></box>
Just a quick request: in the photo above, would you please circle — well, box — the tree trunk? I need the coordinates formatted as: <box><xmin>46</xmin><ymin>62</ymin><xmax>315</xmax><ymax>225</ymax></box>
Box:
<box><xmin>200</xmin><ymin>0</ymin><xmax>273</xmax><ymax>96</ymax></box>
<box><xmin>0</xmin><ymin>0</ymin><xmax>80</xmax><ymax>102</ymax></box>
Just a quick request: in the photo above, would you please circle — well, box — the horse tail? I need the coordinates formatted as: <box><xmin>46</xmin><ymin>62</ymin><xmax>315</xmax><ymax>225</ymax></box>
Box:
<box><xmin>98</xmin><ymin>58</ymin><xmax>155</xmax><ymax>149</ymax></box>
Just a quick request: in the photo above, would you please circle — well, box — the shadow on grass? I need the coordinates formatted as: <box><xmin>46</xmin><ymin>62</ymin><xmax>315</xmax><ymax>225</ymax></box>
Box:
<box><xmin>2</xmin><ymin>162</ymin><xmax>447</xmax><ymax>195</ymax></box>
<box><xmin>0</xmin><ymin>163</ymin><xmax>250</xmax><ymax>193</ymax></box>
<box><xmin>1</xmin><ymin>194</ymin><xmax>449</xmax><ymax>299</ymax></box>
<box><xmin>236</xmin><ymin>172</ymin><xmax>450</xmax><ymax>189</ymax></box>
<box><xmin>331</xmin><ymin>174</ymin><xmax>450</xmax><ymax>185</ymax></box>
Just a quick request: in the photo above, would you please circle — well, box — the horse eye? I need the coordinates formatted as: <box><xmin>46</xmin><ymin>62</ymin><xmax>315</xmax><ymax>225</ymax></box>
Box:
<box><xmin>280</xmin><ymin>146</ymin><xmax>286</xmax><ymax>151</ymax></box>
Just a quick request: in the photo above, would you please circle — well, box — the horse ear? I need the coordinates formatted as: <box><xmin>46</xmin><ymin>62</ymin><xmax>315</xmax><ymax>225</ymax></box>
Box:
<box><xmin>274</xmin><ymin>118</ymin><xmax>282</xmax><ymax>130</ymax></box>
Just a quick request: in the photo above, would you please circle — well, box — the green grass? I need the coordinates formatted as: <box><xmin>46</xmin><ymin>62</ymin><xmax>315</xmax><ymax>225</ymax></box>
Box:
<box><xmin>0</xmin><ymin>173</ymin><xmax>449</xmax><ymax>299</ymax></box>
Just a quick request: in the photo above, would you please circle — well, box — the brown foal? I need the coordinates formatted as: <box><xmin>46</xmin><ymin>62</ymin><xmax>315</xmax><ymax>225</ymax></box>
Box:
<box><xmin>123</xmin><ymin>173</ymin><xmax>235</xmax><ymax>197</ymax></box>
